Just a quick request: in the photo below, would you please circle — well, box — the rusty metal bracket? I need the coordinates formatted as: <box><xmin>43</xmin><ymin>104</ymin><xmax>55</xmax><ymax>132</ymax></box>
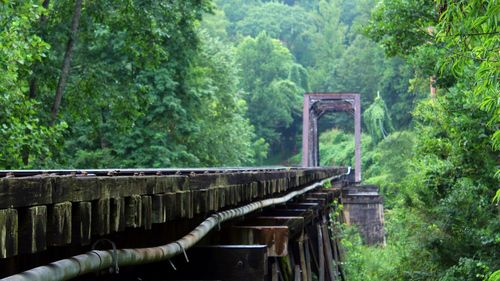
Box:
<box><xmin>174</xmin><ymin>241</ymin><xmax>189</xmax><ymax>263</ymax></box>
<box><xmin>91</xmin><ymin>239</ymin><xmax>119</xmax><ymax>274</ymax></box>
<box><xmin>168</xmin><ymin>259</ymin><xmax>177</xmax><ymax>271</ymax></box>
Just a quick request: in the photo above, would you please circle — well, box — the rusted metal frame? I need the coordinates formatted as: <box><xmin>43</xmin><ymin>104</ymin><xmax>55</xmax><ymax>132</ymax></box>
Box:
<box><xmin>301</xmin><ymin>93</ymin><xmax>361</xmax><ymax>183</ymax></box>
<box><xmin>301</xmin><ymin>95</ymin><xmax>311</xmax><ymax>169</ymax></box>
<box><xmin>2</xmin><ymin>173</ymin><xmax>348</xmax><ymax>281</ymax></box>
<box><xmin>353</xmin><ymin>94</ymin><xmax>361</xmax><ymax>182</ymax></box>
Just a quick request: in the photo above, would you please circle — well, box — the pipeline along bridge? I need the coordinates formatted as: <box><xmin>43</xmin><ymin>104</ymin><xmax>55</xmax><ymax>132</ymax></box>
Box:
<box><xmin>0</xmin><ymin>166</ymin><xmax>383</xmax><ymax>281</ymax></box>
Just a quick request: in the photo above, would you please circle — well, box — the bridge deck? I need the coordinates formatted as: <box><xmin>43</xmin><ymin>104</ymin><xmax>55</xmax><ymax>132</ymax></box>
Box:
<box><xmin>0</xmin><ymin>167</ymin><xmax>347</xmax><ymax>261</ymax></box>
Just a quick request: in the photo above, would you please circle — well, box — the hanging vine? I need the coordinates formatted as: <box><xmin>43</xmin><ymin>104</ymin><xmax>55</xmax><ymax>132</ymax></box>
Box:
<box><xmin>363</xmin><ymin>92</ymin><xmax>395</xmax><ymax>144</ymax></box>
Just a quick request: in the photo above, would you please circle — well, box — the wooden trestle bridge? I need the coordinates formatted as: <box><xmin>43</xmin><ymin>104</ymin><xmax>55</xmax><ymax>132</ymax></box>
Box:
<box><xmin>0</xmin><ymin>167</ymin><xmax>383</xmax><ymax>281</ymax></box>
<box><xmin>0</xmin><ymin>93</ymin><xmax>384</xmax><ymax>280</ymax></box>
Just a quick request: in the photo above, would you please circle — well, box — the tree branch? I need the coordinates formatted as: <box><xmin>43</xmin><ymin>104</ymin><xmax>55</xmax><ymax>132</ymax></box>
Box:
<box><xmin>50</xmin><ymin>0</ymin><xmax>83</xmax><ymax>124</ymax></box>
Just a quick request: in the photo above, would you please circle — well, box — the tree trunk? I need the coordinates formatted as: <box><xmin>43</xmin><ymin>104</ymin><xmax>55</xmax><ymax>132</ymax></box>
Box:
<box><xmin>29</xmin><ymin>0</ymin><xmax>50</xmax><ymax>100</ymax></box>
<box><xmin>50</xmin><ymin>0</ymin><xmax>83</xmax><ymax>124</ymax></box>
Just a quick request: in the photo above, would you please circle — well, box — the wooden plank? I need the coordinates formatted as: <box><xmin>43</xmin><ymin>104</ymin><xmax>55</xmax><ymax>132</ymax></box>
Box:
<box><xmin>72</xmin><ymin>202</ymin><xmax>91</xmax><ymax>245</ymax></box>
<box><xmin>193</xmin><ymin>189</ymin><xmax>209</xmax><ymax>215</ymax></box>
<box><xmin>110</xmin><ymin>198</ymin><xmax>125</xmax><ymax>232</ymax></box>
<box><xmin>175</xmin><ymin>191</ymin><xmax>192</xmax><ymax>219</ymax></box>
<box><xmin>317</xmin><ymin>224</ymin><xmax>325</xmax><ymax>281</ymax></box>
<box><xmin>152</xmin><ymin>194</ymin><xmax>166</xmax><ymax>224</ymax></box>
<box><xmin>164</xmin><ymin>192</ymin><xmax>176</xmax><ymax>221</ymax></box>
<box><xmin>53</xmin><ymin>177</ymin><xmax>99</xmax><ymax>203</ymax></box>
<box><xmin>0</xmin><ymin>209</ymin><xmax>18</xmax><ymax>258</ymax></box>
<box><xmin>47</xmin><ymin>202</ymin><xmax>72</xmax><ymax>246</ymax></box>
<box><xmin>155</xmin><ymin>176</ymin><xmax>187</xmax><ymax>193</ymax></box>
<box><xmin>0</xmin><ymin>169</ymin><xmax>344</xmax><ymax>209</ymax></box>
<box><xmin>141</xmin><ymin>195</ymin><xmax>152</xmax><ymax>230</ymax></box>
<box><xmin>92</xmin><ymin>198</ymin><xmax>110</xmax><ymax>236</ymax></box>
<box><xmin>230</xmin><ymin>226</ymin><xmax>289</xmax><ymax>257</ymax></box>
<box><xmin>125</xmin><ymin>195</ymin><xmax>141</xmax><ymax>228</ymax></box>
<box><xmin>0</xmin><ymin>178</ymin><xmax>53</xmax><ymax>209</ymax></box>
<box><xmin>19</xmin><ymin>205</ymin><xmax>47</xmax><ymax>254</ymax></box>
<box><xmin>321</xmin><ymin>223</ymin><xmax>338</xmax><ymax>280</ymax></box>
<box><xmin>243</xmin><ymin>216</ymin><xmax>304</xmax><ymax>238</ymax></box>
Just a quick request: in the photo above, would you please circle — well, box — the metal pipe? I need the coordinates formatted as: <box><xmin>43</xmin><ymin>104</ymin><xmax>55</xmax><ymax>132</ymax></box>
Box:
<box><xmin>2</xmin><ymin>169</ymin><xmax>350</xmax><ymax>281</ymax></box>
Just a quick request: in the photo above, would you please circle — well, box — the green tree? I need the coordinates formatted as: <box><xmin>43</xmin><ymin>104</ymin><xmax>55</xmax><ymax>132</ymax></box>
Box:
<box><xmin>234</xmin><ymin>2</ymin><xmax>315</xmax><ymax>65</ymax></box>
<box><xmin>236</xmin><ymin>32</ymin><xmax>303</xmax><ymax>159</ymax></box>
<box><xmin>0</xmin><ymin>1</ymin><xmax>65</xmax><ymax>169</ymax></box>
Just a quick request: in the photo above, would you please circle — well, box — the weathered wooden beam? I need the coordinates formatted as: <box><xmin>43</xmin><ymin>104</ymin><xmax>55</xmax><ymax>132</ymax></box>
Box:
<box><xmin>91</xmin><ymin>198</ymin><xmax>110</xmax><ymax>236</ymax></box>
<box><xmin>19</xmin><ymin>206</ymin><xmax>46</xmax><ymax>254</ymax></box>
<box><xmin>164</xmin><ymin>192</ymin><xmax>176</xmax><ymax>221</ymax></box>
<box><xmin>141</xmin><ymin>195</ymin><xmax>152</xmax><ymax>230</ymax></box>
<box><xmin>72</xmin><ymin>202</ymin><xmax>91</xmax><ymax>245</ymax></box>
<box><xmin>230</xmin><ymin>226</ymin><xmax>289</xmax><ymax>257</ymax></box>
<box><xmin>175</xmin><ymin>191</ymin><xmax>192</xmax><ymax>219</ymax></box>
<box><xmin>0</xmin><ymin>174</ymin><xmax>188</xmax><ymax>209</ymax></box>
<box><xmin>152</xmin><ymin>194</ymin><xmax>166</xmax><ymax>224</ymax></box>
<box><xmin>125</xmin><ymin>195</ymin><xmax>141</xmax><ymax>228</ymax></box>
<box><xmin>241</xmin><ymin>216</ymin><xmax>305</xmax><ymax>238</ymax></box>
<box><xmin>0</xmin><ymin>209</ymin><xmax>18</xmax><ymax>258</ymax></box>
<box><xmin>110</xmin><ymin>198</ymin><xmax>125</xmax><ymax>232</ymax></box>
<box><xmin>317</xmin><ymin>223</ymin><xmax>325</xmax><ymax>281</ymax></box>
<box><xmin>48</xmin><ymin>202</ymin><xmax>72</xmax><ymax>246</ymax></box>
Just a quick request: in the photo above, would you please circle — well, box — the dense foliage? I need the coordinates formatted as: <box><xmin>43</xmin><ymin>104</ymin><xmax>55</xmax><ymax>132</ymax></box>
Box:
<box><xmin>0</xmin><ymin>0</ymin><xmax>263</xmax><ymax>168</ymax></box>
<box><xmin>333</xmin><ymin>0</ymin><xmax>499</xmax><ymax>280</ymax></box>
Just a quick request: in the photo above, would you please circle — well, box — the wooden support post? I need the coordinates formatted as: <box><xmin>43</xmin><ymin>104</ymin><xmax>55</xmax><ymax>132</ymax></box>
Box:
<box><xmin>164</xmin><ymin>192</ymin><xmax>176</xmax><ymax>220</ymax></box>
<box><xmin>0</xmin><ymin>209</ymin><xmax>18</xmax><ymax>258</ymax></box>
<box><xmin>322</xmin><ymin>224</ymin><xmax>337</xmax><ymax>280</ymax></box>
<box><xmin>141</xmin><ymin>195</ymin><xmax>152</xmax><ymax>230</ymax></box>
<box><xmin>298</xmin><ymin>236</ymin><xmax>308</xmax><ymax>281</ymax></box>
<box><xmin>294</xmin><ymin>265</ymin><xmax>301</xmax><ymax>281</ymax></box>
<box><xmin>92</xmin><ymin>198</ymin><xmax>110</xmax><ymax>236</ymax></box>
<box><xmin>308</xmin><ymin>235</ymin><xmax>319</xmax><ymax>275</ymax></box>
<box><xmin>125</xmin><ymin>195</ymin><xmax>142</xmax><ymax>228</ymax></box>
<box><xmin>272</xmin><ymin>258</ymin><xmax>280</xmax><ymax>281</ymax></box>
<box><xmin>110</xmin><ymin>198</ymin><xmax>125</xmax><ymax>232</ymax></box>
<box><xmin>48</xmin><ymin>202</ymin><xmax>72</xmax><ymax>246</ymax></box>
<box><xmin>176</xmin><ymin>191</ymin><xmax>191</xmax><ymax>218</ymax></box>
<box><xmin>72</xmin><ymin>202</ymin><xmax>91</xmax><ymax>245</ymax></box>
<box><xmin>332</xmin><ymin>236</ymin><xmax>344</xmax><ymax>280</ymax></box>
<box><xmin>304</xmin><ymin>234</ymin><xmax>313</xmax><ymax>281</ymax></box>
<box><xmin>317</xmin><ymin>224</ymin><xmax>325</xmax><ymax>281</ymax></box>
<box><xmin>152</xmin><ymin>194</ymin><xmax>166</xmax><ymax>224</ymax></box>
<box><xmin>19</xmin><ymin>206</ymin><xmax>46</xmax><ymax>254</ymax></box>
